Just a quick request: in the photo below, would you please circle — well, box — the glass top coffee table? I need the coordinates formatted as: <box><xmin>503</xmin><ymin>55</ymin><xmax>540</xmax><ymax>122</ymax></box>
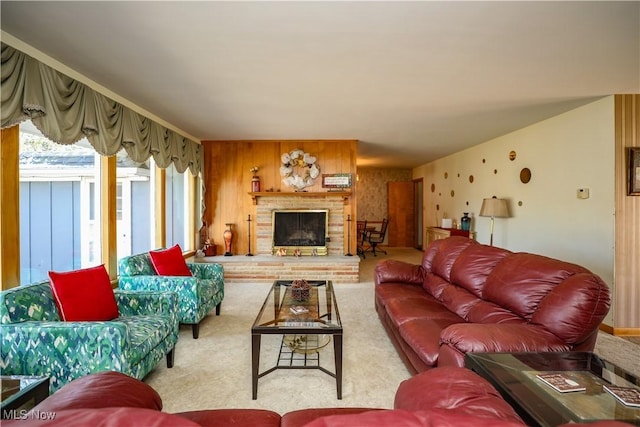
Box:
<box><xmin>465</xmin><ymin>352</ymin><xmax>640</xmax><ymax>426</ymax></box>
<box><xmin>251</xmin><ymin>280</ymin><xmax>343</xmax><ymax>400</ymax></box>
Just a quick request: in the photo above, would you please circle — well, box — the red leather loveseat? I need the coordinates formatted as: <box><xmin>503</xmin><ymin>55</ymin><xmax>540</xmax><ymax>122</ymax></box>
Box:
<box><xmin>374</xmin><ymin>236</ymin><xmax>611</xmax><ymax>374</ymax></box>
<box><xmin>8</xmin><ymin>368</ymin><xmax>633</xmax><ymax>427</ymax></box>
<box><xmin>5</xmin><ymin>368</ymin><xmax>525</xmax><ymax>427</ymax></box>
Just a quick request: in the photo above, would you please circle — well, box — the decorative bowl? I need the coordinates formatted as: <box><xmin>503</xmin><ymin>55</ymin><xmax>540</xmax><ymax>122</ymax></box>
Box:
<box><xmin>291</xmin><ymin>279</ymin><xmax>310</xmax><ymax>301</ymax></box>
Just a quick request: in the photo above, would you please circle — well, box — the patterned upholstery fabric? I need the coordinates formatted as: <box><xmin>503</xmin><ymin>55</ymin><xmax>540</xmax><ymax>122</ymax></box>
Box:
<box><xmin>118</xmin><ymin>252</ymin><xmax>224</xmax><ymax>338</ymax></box>
<box><xmin>0</xmin><ymin>281</ymin><xmax>179</xmax><ymax>392</ymax></box>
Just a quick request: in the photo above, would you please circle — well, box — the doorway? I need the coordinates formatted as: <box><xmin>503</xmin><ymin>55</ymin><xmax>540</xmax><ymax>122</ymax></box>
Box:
<box><xmin>387</xmin><ymin>181</ymin><xmax>415</xmax><ymax>248</ymax></box>
<box><xmin>413</xmin><ymin>178</ymin><xmax>423</xmax><ymax>250</ymax></box>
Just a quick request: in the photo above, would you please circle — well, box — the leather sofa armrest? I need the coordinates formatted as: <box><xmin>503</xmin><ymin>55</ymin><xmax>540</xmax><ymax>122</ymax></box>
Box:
<box><xmin>393</xmin><ymin>367</ymin><xmax>524</xmax><ymax>424</ymax></box>
<box><xmin>11</xmin><ymin>408</ymin><xmax>199</xmax><ymax>427</ymax></box>
<box><xmin>31</xmin><ymin>371</ymin><xmax>162</xmax><ymax>413</ymax></box>
<box><xmin>374</xmin><ymin>260</ymin><xmax>424</xmax><ymax>285</ymax></box>
<box><xmin>437</xmin><ymin>323</ymin><xmax>570</xmax><ymax>368</ymax></box>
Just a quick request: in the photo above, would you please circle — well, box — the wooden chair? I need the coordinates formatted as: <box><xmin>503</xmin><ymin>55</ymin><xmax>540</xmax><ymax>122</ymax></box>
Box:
<box><xmin>364</xmin><ymin>218</ymin><xmax>389</xmax><ymax>256</ymax></box>
<box><xmin>356</xmin><ymin>220</ymin><xmax>368</xmax><ymax>258</ymax></box>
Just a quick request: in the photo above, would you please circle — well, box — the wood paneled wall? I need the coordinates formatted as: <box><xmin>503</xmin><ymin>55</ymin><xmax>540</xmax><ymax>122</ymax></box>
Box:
<box><xmin>614</xmin><ymin>95</ymin><xmax>640</xmax><ymax>334</ymax></box>
<box><xmin>202</xmin><ymin>140</ymin><xmax>358</xmax><ymax>255</ymax></box>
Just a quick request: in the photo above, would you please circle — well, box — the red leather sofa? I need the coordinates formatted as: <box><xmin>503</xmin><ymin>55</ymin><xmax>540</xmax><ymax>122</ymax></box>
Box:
<box><xmin>7</xmin><ymin>368</ymin><xmax>633</xmax><ymax>427</ymax></box>
<box><xmin>374</xmin><ymin>236</ymin><xmax>612</xmax><ymax>374</ymax></box>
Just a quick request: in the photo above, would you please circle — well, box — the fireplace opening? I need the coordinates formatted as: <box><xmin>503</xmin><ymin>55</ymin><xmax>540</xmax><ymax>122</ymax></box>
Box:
<box><xmin>272</xmin><ymin>210</ymin><xmax>328</xmax><ymax>256</ymax></box>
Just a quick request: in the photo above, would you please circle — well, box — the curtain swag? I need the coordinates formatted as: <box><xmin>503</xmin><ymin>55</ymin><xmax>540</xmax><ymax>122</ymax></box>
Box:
<box><xmin>1</xmin><ymin>43</ymin><xmax>202</xmax><ymax>175</ymax></box>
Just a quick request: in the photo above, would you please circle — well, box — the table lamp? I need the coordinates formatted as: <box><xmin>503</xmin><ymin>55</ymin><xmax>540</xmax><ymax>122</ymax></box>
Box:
<box><xmin>479</xmin><ymin>197</ymin><xmax>510</xmax><ymax>246</ymax></box>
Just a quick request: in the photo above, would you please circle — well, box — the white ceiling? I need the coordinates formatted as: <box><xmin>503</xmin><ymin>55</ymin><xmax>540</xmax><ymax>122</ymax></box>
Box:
<box><xmin>2</xmin><ymin>1</ymin><xmax>639</xmax><ymax>168</ymax></box>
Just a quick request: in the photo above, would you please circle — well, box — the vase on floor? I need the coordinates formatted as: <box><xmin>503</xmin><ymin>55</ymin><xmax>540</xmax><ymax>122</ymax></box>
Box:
<box><xmin>223</xmin><ymin>223</ymin><xmax>234</xmax><ymax>256</ymax></box>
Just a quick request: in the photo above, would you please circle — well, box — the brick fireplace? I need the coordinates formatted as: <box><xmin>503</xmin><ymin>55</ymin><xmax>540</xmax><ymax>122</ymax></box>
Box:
<box><xmin>198</xmin><ymin>192</ymin><xmax>360</xmax><ymax>283</ymax></box>
<box><xmin>255</xmin><ymin>193</ymin><xmax>346</xmax><ymax>256</ymax></box>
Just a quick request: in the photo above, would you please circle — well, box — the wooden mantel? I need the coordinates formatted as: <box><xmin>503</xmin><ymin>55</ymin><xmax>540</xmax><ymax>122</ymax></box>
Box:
<box><xmin>249</xmin><ymin>191</ymin><xmax>351</xmax><ymax>205</ymax></box>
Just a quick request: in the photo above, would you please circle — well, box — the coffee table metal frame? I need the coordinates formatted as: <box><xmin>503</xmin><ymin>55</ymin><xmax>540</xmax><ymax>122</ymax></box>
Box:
<box><xmin>251</xmin><ymin>280</ymin><xmax>343</xmax><ymax>400</ymax></box>
<box><xmin>465</xmin><ymin>351</ymin><xmax>640</xmax><ymax>427</ymax></box>
<box><xmin>1</xmin><ymin>375</ymin><xmax>50</xmax><ymax>419</ymax></box>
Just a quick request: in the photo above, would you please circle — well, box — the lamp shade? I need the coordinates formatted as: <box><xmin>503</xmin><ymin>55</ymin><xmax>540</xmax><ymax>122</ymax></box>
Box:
<box><xmin>479</xmin><ymin>198</ymin><xmax>510</xmax><ymax>218</ymax></box>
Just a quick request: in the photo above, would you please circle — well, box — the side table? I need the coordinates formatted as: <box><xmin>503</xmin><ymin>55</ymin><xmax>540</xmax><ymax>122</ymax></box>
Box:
<box><xmin>1</xmin><ymin>376</ymin><xmax>50</xmax><ymax>419</ymax></box>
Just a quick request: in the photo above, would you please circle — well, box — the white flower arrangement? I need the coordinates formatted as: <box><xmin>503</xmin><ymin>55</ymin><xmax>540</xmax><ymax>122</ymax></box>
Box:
<box><xmin>280</xmin><ymin>149</ymin><xmax>320</xmax><ymax>190</ymax></box>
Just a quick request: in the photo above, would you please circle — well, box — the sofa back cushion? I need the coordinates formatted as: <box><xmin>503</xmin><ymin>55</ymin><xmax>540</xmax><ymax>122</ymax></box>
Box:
<box><xmin>483</xmin><ymin>253</ymin><xmax>591</xmax><ymax>321</ymax></box>
<box><xmin>118</xmin><ymin>252</ymin><xmax>157</xmax><ymax>277</ymax></box>
<box><xmin>428</xmin><ymin>237</ymin><xmax>476</xmax><ymax>282</ymax></box>
<box><xmin>450</xmin><ymin>244</ymin><xmax>511</xmax><ymax>298</ymax></box>
<box><xmin>0</xmin><ymin>281</ymin><xmax>61</xmax><ymax>324</ymax></box>
<box><xmin>420</xmin><ymin>237</ymin><xmax>611</xmax><ymax>344</ymax></box>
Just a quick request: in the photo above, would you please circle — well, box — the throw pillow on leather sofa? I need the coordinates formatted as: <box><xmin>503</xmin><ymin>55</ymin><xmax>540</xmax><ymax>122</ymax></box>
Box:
<box><xmin>374</xmin><ymin>236</ymin><xmax>611</xmax><ymax>373</ymax></box>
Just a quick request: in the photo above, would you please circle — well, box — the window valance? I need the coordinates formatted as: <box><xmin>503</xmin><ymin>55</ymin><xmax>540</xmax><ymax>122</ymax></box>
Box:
<box><xmin>1</xmin><ymin>43</ymin><xmax>202</xmax><ymax>175</ymax></box>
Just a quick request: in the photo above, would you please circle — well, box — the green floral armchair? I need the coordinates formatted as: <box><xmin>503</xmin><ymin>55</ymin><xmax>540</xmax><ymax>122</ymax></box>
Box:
<box><xmin>0</xmin><ymin>281</ymin><xmax>179</xmax><ymax>392</ymax></box>
<box><xmin>118</xmin><ymin>252</ymin><xmax>224</xmax><ymax>339</ymax></box>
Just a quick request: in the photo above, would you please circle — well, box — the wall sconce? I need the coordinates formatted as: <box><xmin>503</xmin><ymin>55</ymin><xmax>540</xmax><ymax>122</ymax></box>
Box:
<box><xmin>479</xmin><ymin>197</ymin><xmax>510</xmax><ymax>246</ymax></box>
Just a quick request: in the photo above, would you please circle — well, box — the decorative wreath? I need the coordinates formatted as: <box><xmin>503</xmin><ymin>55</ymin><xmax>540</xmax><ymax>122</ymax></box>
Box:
<box><xmin>280</xmin><ymin>149</ymin><xmax>320</xmax><ymax>190</ymax></box>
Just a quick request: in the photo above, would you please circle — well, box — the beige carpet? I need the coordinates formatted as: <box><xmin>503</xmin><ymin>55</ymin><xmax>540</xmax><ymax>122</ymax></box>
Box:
<box><xmin>145</xmin><ymin>247</ymin><xmax>640</xmax><ymax>415</ymax></box>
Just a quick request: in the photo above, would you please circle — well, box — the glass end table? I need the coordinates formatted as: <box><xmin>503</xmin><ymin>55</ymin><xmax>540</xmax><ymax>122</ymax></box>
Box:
<box><xmin>465</xmin><ymin>352</ymin><xmax>640</xmax><ymax>427</ymax></box>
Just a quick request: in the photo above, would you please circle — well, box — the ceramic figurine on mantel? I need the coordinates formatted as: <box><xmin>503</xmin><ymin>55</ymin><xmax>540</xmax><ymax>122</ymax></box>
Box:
<box><xmin>223</xmin><ymin>223</ymin><xmax>234</xmax><ymax>256</ymax></box>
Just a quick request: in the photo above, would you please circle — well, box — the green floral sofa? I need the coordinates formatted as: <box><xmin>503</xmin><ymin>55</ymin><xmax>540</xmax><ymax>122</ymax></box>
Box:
<box><xmin>0</xmin><ymin>281</ymin><xmax>179</xmax><ymax>392</ymax></box>
<box><xmin>118</xmin><ymin>253</ymin><xmax>224</xmax><ymax>339</ymax></box>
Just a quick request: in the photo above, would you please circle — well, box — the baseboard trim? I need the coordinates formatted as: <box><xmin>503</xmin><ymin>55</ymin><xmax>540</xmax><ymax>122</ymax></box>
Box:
<box><xmin>599</xmin><ymin>324</ymin><xmax>640</xmax><ymax>336</ymax></box>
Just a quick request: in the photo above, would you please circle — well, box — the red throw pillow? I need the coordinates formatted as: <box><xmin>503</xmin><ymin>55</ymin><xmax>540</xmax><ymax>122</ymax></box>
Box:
<box><xmin>48</xmin><ymin>265</ymin><xmax>119</xmax><ymax>321</ymax></box>
<box><xmin>149</xmin><ymin>244</ymin><xmax>192</xmax><ymax>276</ymax></box>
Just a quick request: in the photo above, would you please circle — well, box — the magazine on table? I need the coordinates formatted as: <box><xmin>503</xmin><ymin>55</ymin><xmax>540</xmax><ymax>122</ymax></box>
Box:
<box><xmin>603</xmin><ymin>384</ymin><xmax>640</xmax><ymax>407</ymax></box>
<box><xmin>536</xmin><ymin>373</ymin><xmax>586</xmax><ymax>393</ymax></box>
<box><xmin>289</xmin><ymin>306</ymin><xmax>309</xmax><ymax>315</ymax></box>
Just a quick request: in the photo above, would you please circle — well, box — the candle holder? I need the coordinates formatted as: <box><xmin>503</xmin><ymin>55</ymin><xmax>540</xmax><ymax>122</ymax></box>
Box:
<box><xmin>345</xmin><ymin>214</ymin><xmax>353</xmax><ymax>256</ymax></box>
<box><xmin>246</xmin><ymin>215</ymin><xmax>254</xmax><ymax>256</ymax></box>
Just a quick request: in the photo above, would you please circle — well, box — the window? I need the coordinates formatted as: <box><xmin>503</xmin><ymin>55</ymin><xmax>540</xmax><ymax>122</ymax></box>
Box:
<box><xmin>116</xmin><ymin>153</ymin><xmax>154</xmax><ymax>258</ymax></box>
<box><xmin>19</xmin><ymin>121</ymin><xmax>101</xmax><ymax>284</ymax></box>
<box><xmin>165</xmin><ymin>164</ymin><xmax>191</xmax><ymax>250</ymax></box>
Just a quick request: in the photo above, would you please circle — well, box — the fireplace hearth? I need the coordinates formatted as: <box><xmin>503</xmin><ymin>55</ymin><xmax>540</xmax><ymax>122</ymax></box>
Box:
<box><xmin>272</xmin><ymin>210</ymin><xmax>328</xmax><ymax>255</ymax></box>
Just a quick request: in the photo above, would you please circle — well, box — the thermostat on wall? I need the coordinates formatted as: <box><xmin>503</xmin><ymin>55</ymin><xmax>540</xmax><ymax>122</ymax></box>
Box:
<box><xmin>577</xmin><ymin>188</ymin><xmax>590</xmax><ymax>199</ymax></box>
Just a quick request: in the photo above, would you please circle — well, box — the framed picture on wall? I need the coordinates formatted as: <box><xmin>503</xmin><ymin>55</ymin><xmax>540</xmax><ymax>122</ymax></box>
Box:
<box><xmin>629</xmin><ymin>148</ymin><xmax>640</xmax><ymax>196</ymax></box>
<box><xmin>322</xmin><ymin>173</ymin><xmax>352</xmax><ymax>189</ymax></box>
